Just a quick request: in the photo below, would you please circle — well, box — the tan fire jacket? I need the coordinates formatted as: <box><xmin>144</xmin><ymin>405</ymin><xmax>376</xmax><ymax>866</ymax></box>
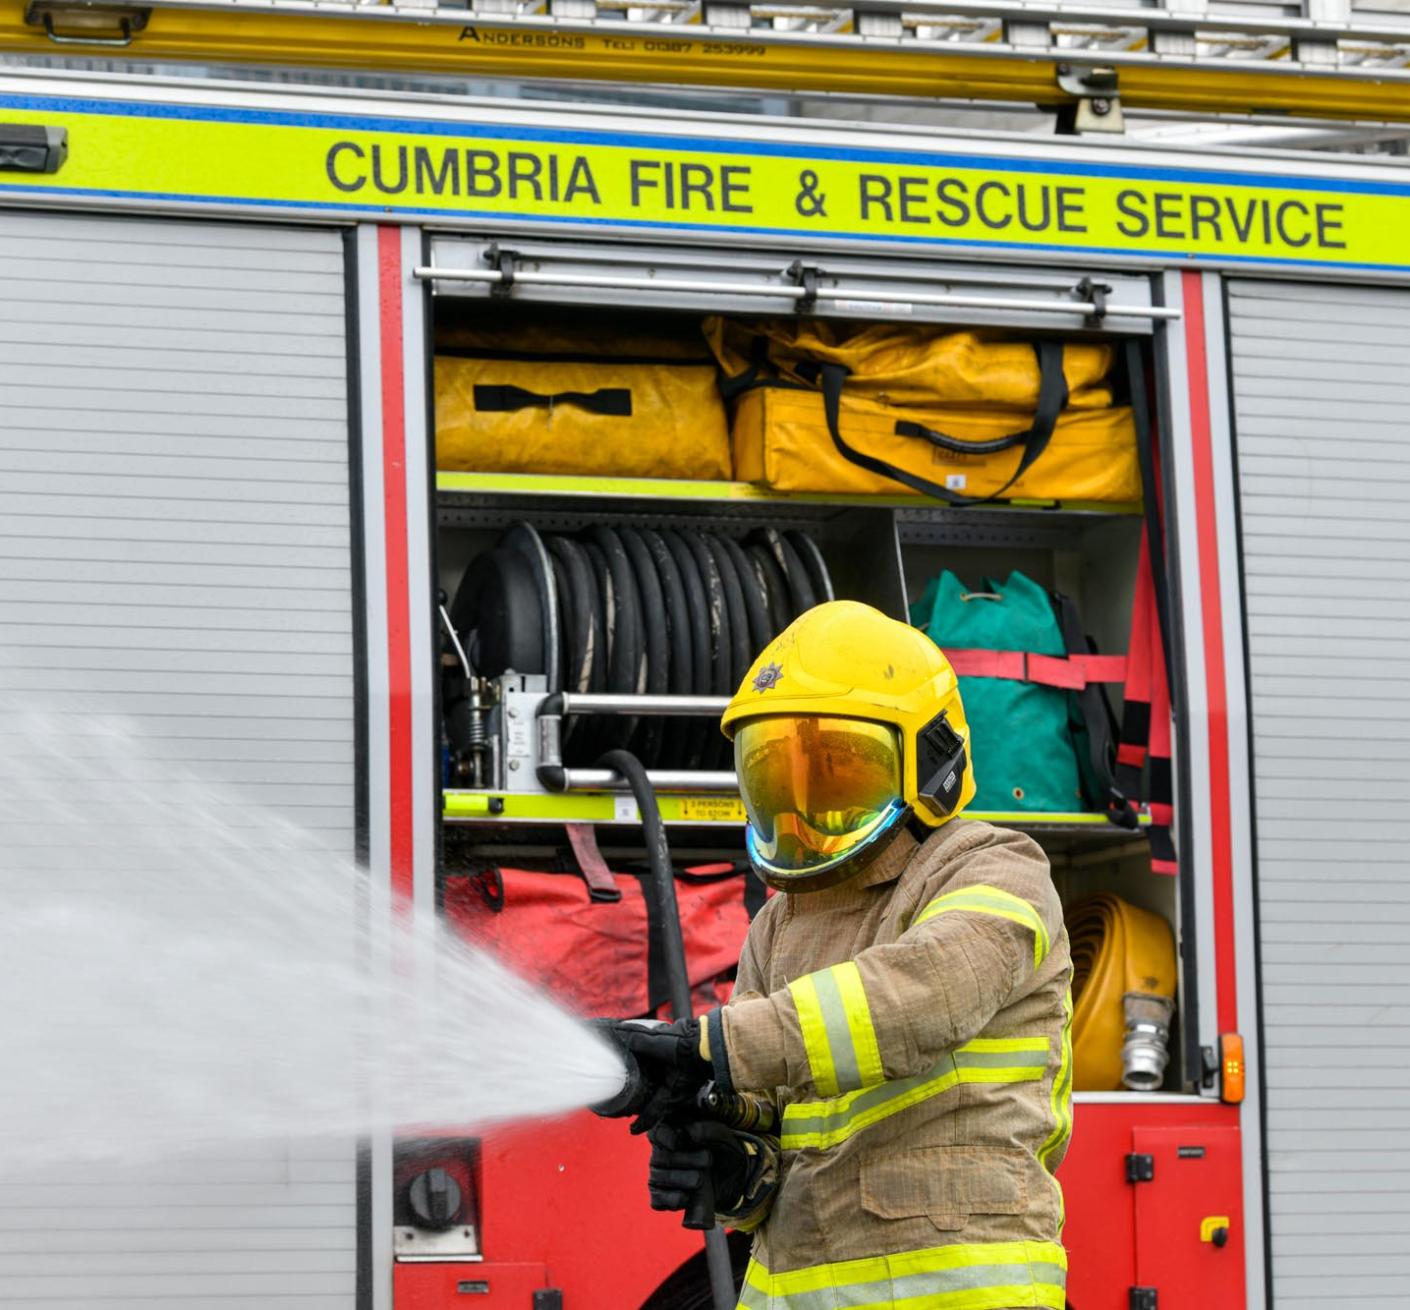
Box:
<box><xmin>717</xmin><ymin>818</ymin><xmax>1073</xmax><ymax>1310</ymax></box>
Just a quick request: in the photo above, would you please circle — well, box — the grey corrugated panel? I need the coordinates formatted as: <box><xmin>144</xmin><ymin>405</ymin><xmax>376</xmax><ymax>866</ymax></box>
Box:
<box><xmin>0</xmin><ymin>213</ymin><xmax>356</xmax><ymax>1299</ymax></box>
<box><xmin>1236</xmin><ymin>497</ymin><xmax>1410</xmax><ymax>524</ymax></box>
<box><xmin>1262</xmin><ymin>901</ymin><xmax>1410</xmax><ymax>922</ymax></box>
<box><xmin>0</xmin><ymin>519</ymin><xmax>351</xmax><ymax>549</ymax></box>
<box><xmin>1</xmin><ymin>556</ymin><xmax>351</xmax><ymax>589</ymax></box>
<box><xmin>0</xmin><ymin>363</ymin><xmax>348</xmax><ymax>397</ymax></box>
<box><xmin>1260</xmin><ymin>919</ymin><xmax>1410</xmax><ymax>943</ymax></box>
<box><xmin>0</xmin><ymin>263</ymin><xmax>346</xmax><ymax>298</ymax></box>
<box><xmin>0</xmin><ymin>1229</ymin><xmax>357</xmax><ymax>1254</ymax></box>
<box><xmin>1274</xmin><ymin>1244</ymin><xmax>1410</xmax><ymax>1269</ymax></box>
<box><xmin>1236</xmin><ymin>396</ymin><xmax>1410</xmax><ymax>423</ymax></box>
<box><xmin>0</xmin><ymin>585</ymin><xmax>348</xmax><ymax>614</ymax></box>
<box><xmin>1262</xmin><ymin>1087</ymin><xmax>1409</xmax><ymax>1110</ymax></box>
<box><xmin>0</xmin><ymin>409</ymin><xmax>347</xmax><ymax>440</ymax></box>
<box><xmin>0</xmin><ymin>494</ymin><xmax>351</xmax><ymax>526</ymax></box>
<box><xmin>1268</xmin><ymin>1115</ymin><xmax>1410</xmax><ymax>1139</ymax></box>
<box><xmin>1241</xmin><ymin>478</ymin><xmax>1410</xmax><ymax>507</ymax></box>
<box><xmin>0</xmin><ymin>630</ymin><xmax>352</xmax><ymax>658</ymax></box>
<box><xmin>0</xmin><ymin>1299</ymin><xmax>351</xmax><ymax>1310</ymax></box>
<box><xmin>0</xmin><ymin>537</ymin><xmax>351</xmax><ymax>568</ymax></box>
<box><xmin>0</xmin><ymin>241</ymin><xmax>346</xmax><ymax>275</ymax></box>
<box><xmin>1273</xmin><ymin>1222</ymin><xmax>1410</xmax><ymax>1245</ymax></box>
<box><xmin>1245</xmin><ymin>556</ymin><xmax>1410</xmax><ymax>583</ymax></box>
<box><xmin>1234</xmin><ymin>360</ymin><xmax>1410</xmax><ymax>389</ymax></box>
<box><xmin>0</xmin><ymin>213</ymin><xmax>343</xmax><ymax>249</ymax></box>
<box><xmin>11</xmin><ymin>321</ymin><xmax>346</xmax><ymax>356</ymax></box>
<box><xmin>0</xmin><ymin>1274</ymin><xmax>356</xmax><ymax>1298</ymax></box>
<box><xmin>0</xmin><ymin>388</ymin><xmax>347</xmax><ymax>421</ymax></box>
<box><xmin>4</xmin><ymin>648</ymin><xmax>352</xmax><ymax>676</ymax></box>
<box><xmin>1267</xmin><ymin>1170</ymin><xmax>1410</xmax><ymax>1192</ymax></box>
<box><xmin>0</xmin><ymin>1252</ymin><xmax>354</xmax><ymax>1277</ymax></box>
<box><xmin>1240</xmin><ymin>433</ymin><xmax>1410</xmax><ymax>461</ymax></box>
<box><xmin>1236</xmin><ymin>329</ymin><xmax>1410</xmax><ymax>355</ymax></box>
<box><xmin>0</xmin><ymin>302</ymin><xmax>346</xmax><ymax>338</ymax></box>
<box><xmin>1243</xmin><ymin>776</ymin><xmax>1410</xmax><ymax>800</ymax></box>
<box><xmin>1230</xmin><ymin>277</ymin><xmax>1410</xmax><ymax>1307</ymax></box>
<box><xmin>1</xmin><ymin>433</ymin><xmax>346</xmax><ymax>464</ymax></box>
<box><xmin>1</xmin><ymin>343</ymin><xmax>347</xmax><ymax>379</ymax></box>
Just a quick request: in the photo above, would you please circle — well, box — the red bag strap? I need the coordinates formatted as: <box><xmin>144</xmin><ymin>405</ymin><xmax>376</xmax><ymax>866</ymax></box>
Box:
<box><xmin>565</xmin><ymin>823</ymin><xmax>623</xmax><ymax>903</ymax></box>
<box><xmin>945</xmin><ymin>648</ymin><xmax>1127</xmax><ymax>691</ymax></box>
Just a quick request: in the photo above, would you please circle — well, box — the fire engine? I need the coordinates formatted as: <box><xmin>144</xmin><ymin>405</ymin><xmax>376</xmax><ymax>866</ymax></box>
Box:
<box><xmin>0</xmin><ymin>1</ymin><xmax>1402</xmax><ymax>1305</ymax></box>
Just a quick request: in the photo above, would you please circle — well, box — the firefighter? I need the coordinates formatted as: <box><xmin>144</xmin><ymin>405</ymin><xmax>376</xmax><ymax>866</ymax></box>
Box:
<box><xmin>617</xmin><ymin>600</ymin><xmax>1074</xmax><ymax>1309</ymax></box>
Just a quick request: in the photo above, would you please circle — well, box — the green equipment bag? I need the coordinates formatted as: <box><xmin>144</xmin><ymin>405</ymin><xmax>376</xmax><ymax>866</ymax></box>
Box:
<box><xmin>910</xmin><ymin>570</ymin><xmax>1121</xmax><ymax>815</ymax></box>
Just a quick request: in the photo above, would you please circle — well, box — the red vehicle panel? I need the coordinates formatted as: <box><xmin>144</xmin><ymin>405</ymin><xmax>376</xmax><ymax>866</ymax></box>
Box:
<box><xmin>1061</xmin><ymin>1102</ymin><xmax>1243</xmax><ymax>1310</ymax></box>
<box><xmin>475</xmin><ymin>1112</ymin><xmax>705</xmax><ymax>1308</ymax></box>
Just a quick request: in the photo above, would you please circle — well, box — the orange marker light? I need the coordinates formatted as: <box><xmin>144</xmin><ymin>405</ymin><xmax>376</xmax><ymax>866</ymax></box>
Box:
<box><xmin>1220</xmin><ymin>1033</ymin><xmax>1246</xmax><ymax>1104</ymax></box>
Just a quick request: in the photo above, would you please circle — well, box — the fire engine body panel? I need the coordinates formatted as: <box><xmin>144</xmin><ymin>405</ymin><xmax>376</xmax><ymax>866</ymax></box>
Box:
<box><xmin>0</xmin><ymin>53</ymin><xmax>1400</xmax><ymax>1310</ymax></box>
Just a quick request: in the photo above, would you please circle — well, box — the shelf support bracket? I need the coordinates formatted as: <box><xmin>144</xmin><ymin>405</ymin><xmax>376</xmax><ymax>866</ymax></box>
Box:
<box><xmin>1055</xmin><ymin>64</ymin><xmax>1125</xmax><ymax>135</ymax></box>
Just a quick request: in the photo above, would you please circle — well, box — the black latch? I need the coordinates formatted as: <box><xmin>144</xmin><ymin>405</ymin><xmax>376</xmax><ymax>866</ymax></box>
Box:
<box><xmin>786</xmin><ymin>259</ymin><xmax>820</xmax><ymax>315</ymax></box>
<box><xmin>1129</xmin><ymin>1289</ymin><xmax>1157</xmax><ymax>1310</ymax></box>
<box><xmin>1126</xmin><ymin>1153</ymin><xmax>1155</xmax><ymax>1183</ymax></box>
<box><xmin>484</xmin><ymin>242</ymin><xmax>519</xmax><ymax>297</ymax></box>
<box><xmin>1074</xmin><ymin>275</ymin><xmax>1110</xmax><ymax>328</ymax></box>
<box><xmin>533</xmin><ymin>1292</ymin><xmax>564</xmax><ymax>1310</ymax></box>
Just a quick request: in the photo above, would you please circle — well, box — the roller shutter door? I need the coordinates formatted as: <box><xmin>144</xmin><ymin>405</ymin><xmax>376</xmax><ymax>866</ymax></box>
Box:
<box><xmin>1228</xmin><ymin>279</ymin><xmax>1410</xmax><ymax>1308</ymax></box>
<box><xmin>0</xmin><ymin>212</ymin><xmax>357</xmax><ymax>1307</ymax></box>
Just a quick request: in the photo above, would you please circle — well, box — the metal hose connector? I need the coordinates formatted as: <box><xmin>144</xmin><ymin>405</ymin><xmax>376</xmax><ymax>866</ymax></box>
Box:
<box><xmin>1121</xmin><ymin>992</ymin><xmax>1176</xmax><ymax>1091</ymax></box>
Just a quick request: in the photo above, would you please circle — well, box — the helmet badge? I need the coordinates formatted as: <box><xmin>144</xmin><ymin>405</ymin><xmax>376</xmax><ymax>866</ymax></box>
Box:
<box><xmin>752</xmin><ymin>662</ymin><xmax>784</xmax><ymax>693</ymax></box>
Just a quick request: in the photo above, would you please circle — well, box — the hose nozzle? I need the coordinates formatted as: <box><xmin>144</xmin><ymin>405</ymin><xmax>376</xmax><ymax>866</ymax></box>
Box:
<box><xmin>1121</xmin><ymin>992</ymin><xmax>1175</xmax><ymax>1091</ymax></box>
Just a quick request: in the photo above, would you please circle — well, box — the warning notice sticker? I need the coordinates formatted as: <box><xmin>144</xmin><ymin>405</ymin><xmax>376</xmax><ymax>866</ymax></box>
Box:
<box><xmin>2</xmin><ymin>91</ymin><xmax>1406</xmax><ymax>270</ymax></box>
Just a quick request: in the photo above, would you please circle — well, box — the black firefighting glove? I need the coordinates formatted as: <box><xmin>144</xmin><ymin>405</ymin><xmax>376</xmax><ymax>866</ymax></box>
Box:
<box><xmin>647</xmin><ymin>1120</ymin><xmax>751</xmax><ymax>1216</ymax></box>
<box><xmin>614</xmin><ymin>1016</ymin><xmax>713</xmax><ymax>1136</ymax></box>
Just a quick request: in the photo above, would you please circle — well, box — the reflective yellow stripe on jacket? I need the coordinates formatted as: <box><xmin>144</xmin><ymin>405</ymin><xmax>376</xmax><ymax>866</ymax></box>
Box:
<box><xmin>780</xmin><ymin>1037</ymin><xmax>1050</xmax><ymax>1151</ymax></box>
<box><xmin>737</xmin><ymin>1239</ymin><xmax>1068</xmax><ymax>1310</ymax></box>
<box><xmin>914</xmin><ymin>884</ymin><xmax>1051</xmax><ymax>970</ymax></box>
<box><xmin>788</xmin><ymin>961</ymin><xmax>884</xmax><ymax>1098</ymax></box>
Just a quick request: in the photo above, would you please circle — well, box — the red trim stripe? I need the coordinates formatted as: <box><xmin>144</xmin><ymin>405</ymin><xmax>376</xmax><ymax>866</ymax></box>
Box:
<box><xmin>1183</xmin><ymin>271</ymin><xmax>1238</xmax><ymax>1034</ymax></box>
<box><xmin>379</xmin><ymin>225</ymin><xmax>414</xmax><ymax>905</ymax></box>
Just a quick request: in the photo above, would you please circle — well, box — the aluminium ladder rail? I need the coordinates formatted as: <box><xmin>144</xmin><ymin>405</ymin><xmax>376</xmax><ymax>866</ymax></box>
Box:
<box><xmin>12</xmin><ymin>0</ymin><xmax>1410</xmax><ymax>121</ymax></box>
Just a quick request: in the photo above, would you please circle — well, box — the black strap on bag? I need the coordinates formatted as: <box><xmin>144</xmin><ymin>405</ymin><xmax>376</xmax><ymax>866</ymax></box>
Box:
<box><xmin>1051</xmin><ymin>590</ymin><xmax>1138</xmax><ymax>829</ymax></box>
<box><xmin>818</xmin><ymin>340</ymin><xmax>1069</xmax><ymax>506</ymax></box>
<box><xmin>473</xmin><ymin>383</ymin><xmax>633</xmax><ymax>417</ymax></box>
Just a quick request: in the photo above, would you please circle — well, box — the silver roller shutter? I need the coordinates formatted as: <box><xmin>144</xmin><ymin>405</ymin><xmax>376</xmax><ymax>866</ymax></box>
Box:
<box><xmin>0</xmin><ymin>212</ymin><xmax>357</xmax><ymax>1307</ymax></box>
<box><xmin>1228</xmin><ymin>278</ymin><xmax>1410</xmax><ymax>1308</ymax></box>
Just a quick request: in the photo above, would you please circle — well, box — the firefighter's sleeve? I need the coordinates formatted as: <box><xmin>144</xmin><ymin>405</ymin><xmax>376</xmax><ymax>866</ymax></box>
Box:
<box><xmin>720</xmin><ymin>833</ymin><xmax>1061</xmax><ymax>1097</ymax></box>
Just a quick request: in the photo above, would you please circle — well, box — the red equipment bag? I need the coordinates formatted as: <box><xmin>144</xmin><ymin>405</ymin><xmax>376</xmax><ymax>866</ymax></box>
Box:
<box><xmin>443</xmin><ymin>862</ymin><xmax>757</xmax><ymax>1019</ymax></box>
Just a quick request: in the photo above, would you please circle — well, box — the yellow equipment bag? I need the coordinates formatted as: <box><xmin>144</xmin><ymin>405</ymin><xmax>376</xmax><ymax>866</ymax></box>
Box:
<box><xmin>706</xmin><ymin>319</ymin><xmax>1140</xmax><ymax>504</ymax></box>
<box><xmin>435</xmin><ymin>324</ymin><xmax>731</xmax><ymax>480</ymax></box>
<box><xmin>1066</xmin><ymin>894</ymin><xmax>1178</xmax><ymax>1092</ymax></box>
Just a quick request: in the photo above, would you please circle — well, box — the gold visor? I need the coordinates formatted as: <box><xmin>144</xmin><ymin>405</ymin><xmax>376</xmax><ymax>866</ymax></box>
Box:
<box><xmin>734</xmin><ymin>715</ymin><xmax>904</xmax><ymax>882</ymax></box>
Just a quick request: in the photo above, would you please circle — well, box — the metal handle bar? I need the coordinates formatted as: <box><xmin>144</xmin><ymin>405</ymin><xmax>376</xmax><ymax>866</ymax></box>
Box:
<box><xmin>414</xmin><ymin>266</ymin><xmax>1180</xmax><ymax>320</ymax></box>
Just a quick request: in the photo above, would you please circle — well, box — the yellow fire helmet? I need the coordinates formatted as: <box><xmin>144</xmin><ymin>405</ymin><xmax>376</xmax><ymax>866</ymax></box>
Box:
<box><xmin>721</xmin><ymin>600</ymin><xmax>976</xmax><ymax>892</ymax></box>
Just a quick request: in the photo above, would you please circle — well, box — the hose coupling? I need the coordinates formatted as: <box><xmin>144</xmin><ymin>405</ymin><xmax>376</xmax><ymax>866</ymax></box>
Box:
<box><xmin>1121</xmin><ymin>992</ymin><xmax>1176</xmax><ymax>1091</ymax></box>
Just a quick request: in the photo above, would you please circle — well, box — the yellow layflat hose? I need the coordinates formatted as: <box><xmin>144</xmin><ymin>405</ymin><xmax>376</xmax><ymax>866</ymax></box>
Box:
<box><xmin>1067</xmin><ymin>894</ymin><xmax>1178</xmax><ymax>1092</ymax></box>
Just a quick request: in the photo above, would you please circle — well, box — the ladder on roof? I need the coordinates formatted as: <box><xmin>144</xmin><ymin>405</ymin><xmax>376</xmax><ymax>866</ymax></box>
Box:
<box><xmin>9</xmin><ymin>0</ymin><xmax>1410</xmax><ymax>122</ymax></box>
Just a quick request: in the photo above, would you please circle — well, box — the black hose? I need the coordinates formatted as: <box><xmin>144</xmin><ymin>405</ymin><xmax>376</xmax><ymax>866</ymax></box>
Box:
<box><xmin>599</xmin><ymin>748</ymin><xmax>692</xmax><ymax>1019</ymax></box>
<box><xmin>597</xmin><ymin>748</ymin><xmax>736</xmax><ymax>1310</ymax></box>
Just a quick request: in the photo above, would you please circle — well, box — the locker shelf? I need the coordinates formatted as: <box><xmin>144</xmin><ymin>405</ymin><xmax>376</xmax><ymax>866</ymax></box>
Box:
<box><xmin>436</xmin><ymin>470</ymin><xmax>1141</xmax><ymax>518</ymax></box>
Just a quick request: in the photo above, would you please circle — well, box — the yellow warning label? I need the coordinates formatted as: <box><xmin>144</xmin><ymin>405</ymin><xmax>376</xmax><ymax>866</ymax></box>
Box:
<box><xmin>1</xmin><ymin>93</ymin><xmax>1406</xmax><ymax>269</ymax></box>
<box><xmin>673</xmin><ymin>796</ymin><xmax>749</xmax><ymax>824</ymax></box>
